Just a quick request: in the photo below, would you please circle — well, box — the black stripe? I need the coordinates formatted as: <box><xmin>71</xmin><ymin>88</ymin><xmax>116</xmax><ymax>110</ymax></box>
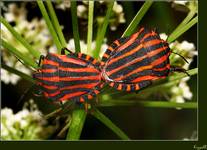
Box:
<box><xmin>34</xmin><ymin>72</ymin><xmax>58</xmax><ymax>78</ymax></box>
<box><xmin>59</xmin><ymin>61</ymin><xmax>87</xmax><ymax>68</ymax></box>
<box><xmin>153</xmin><ymin>69</ymin><xmax>169</xmax><ymax>77</ymax></box>
<box><xmin>153</xmin><ymin>59</ymin><xmax>169</xmax><ymax>69</ymax></box>
<box><xmin>45</xmin><ymin>87</ymin><xmax>92</xmax><ymax>95</ymax></box>
<box><xmin>118</xmin><ymin>37</ymin><xmax>130</xmax><ymax>44</ymax></box>
<box><xmin>46</xmin><ymin>53</ymin><xmax>61</xmax><ymax>63</ymax></box>
<box><xmin>105</xmin><ymin>49</ymin><xmax>112</xmax><ymax>55</ymax></box>
<box><xmin>42</xmin><ymin>64</ymin><xmax>58</xmax><ymax>69</ymax></box>
<box><xmin>112</xmin><ymin>40</ymin><xmax>141</xmax><ymax>59</ymax></box>
<box><xmin>141</xmin><ymin>34</ymin><xmax>161</xmax><ymax>43</ymax></box>
<box><xmin>106</xmin><ymin>42</ymin><xmax>168</xmax><ymax>72</ymax></box>
<box><xmin>38</xmin><ymin>79</ymin><xmax>99</xmax><ymax>86</ymax></box>
<box><xmin>59</xmin><ymin>70</ymin><xmax>99</xmax><ymax>77</ymax></box>
<box><xmin>60</xmin><ymin>80</ymin><xmax>100</xmax><ymax>87</ymax></box>
<box><xmin>136</xmin><ymin>28</ymin><xmax>152</xmax><ymax>42</ymax></box>
<box><xmin>138</xmin><ymin>80</ymin><xmax>152</xmax><ymax>89</ymax></box>
<box><xmin>49</xmin><ymin>88</ymin><xmax>91</xmax><ymax>100</ymax></box>
<box><xmin>122</xmin><ymin>69</ymin><xmax>152</xmax><ymax>82</ymax></box>
<box><xmin>108</xmin><ymin>49</ymin><xmax>169</xmax><ymax>80</ymax></box>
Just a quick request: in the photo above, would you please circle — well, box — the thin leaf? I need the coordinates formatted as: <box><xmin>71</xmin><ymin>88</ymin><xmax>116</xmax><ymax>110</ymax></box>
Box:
<box><xmin>169</xmin><ymin>10</ymin><xmax>196</xmax><ymax>38</ymax></box>
<box><xmin>66</xmin><ymin>109</ymin><xmax>87</xmax><ymax>140</ymax></box>
<box><xmin>167</xmin><ymin>16</ymin><xmax>198</xmax><ymax>43</ymax></box>
<box><xmin>2</xmin><ymin>63</ymin><xmax>35</xmax><ymax>84</ymax></box>
<box><xmin>2</xmin><ymin>40</ymin><xmax>38</xmax><ymax>69</ymax></box>
<box><xmin>91</xmin><ymin>108</ymin><xmax>130</xmax><ymax>140</ymax></box>
<box><xmin>94</xmin><ymin>1</ymin><xmax>114</xmax><ymax>59</ymax></box>
<box><xmin>37</xmin><ymin>0</ymin><xmax>62</xmax><ymax>53</ymax></box>
<box><xmin>98</xmin><ymin>100</ymin><xmax>197</xmax><ymax>109</ymax></box>
<box><xmin>0</xmin><ymin>17</ymin><xmax>40</xmax><ymax>59</ymax></box>
<box><xmin>87</xmin><ymin>1</ymin><xmax>94</xmax><ymax>54</ymax></box>
<box><xmin>122</xmin><ymin>1</ymin><xmax>153</xmax><ymax>37</ymax></box>
<box><xmin>71</xmin><ymin>1</ymin><xmax>81</xmax><ymax>53</ymax></box>
<box><xmin>45</xmin><ymin>0</ymin><xmax>67</xmax><ymax>47</ymax></box>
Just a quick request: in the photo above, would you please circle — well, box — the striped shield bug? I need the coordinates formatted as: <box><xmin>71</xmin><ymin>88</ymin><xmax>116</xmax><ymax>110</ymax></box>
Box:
<box><xmin>33</xmin><ymin>48</ymin><xmax>103</xmax><ymax>103</ymax></box>
<box><xmin>101</xmin><ymin>27</ymin><xmax>189</xmax><ymax>91</ymax></box>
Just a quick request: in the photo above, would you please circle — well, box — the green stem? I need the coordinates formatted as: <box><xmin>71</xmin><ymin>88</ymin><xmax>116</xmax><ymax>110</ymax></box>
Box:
<box><xmin>91</xmin><ymin>108</ymin><xmax>130</xmax><ymax>140</ymax></box>
<box><xmin>167</xmin><ymin>16</ymin><xmax>198</xmax><ymax>43</ymax></box>
<box><xmin>66</xmin><ymin>109</ymin><xmax>87</xmax><ymax>140</ymax></box>
<box><xmin>170</xmin><ymin>10</ymin><xmax>196</xmax><ymax>38</ymax></box>
<box><xmin>122</xmin><ymin>1</ymin><xmax>153</xmax><ymax>37</ymax></box>
<box><xmin>45</xmin><ymin>0</ymin><xmax>67</xmax><ymax>47</ymax></box>
<box><xmin>98</xmin><ymin>100</ymin><xmax>197</xmax><ymax>109</ymax></box>
<box><xmin>2</xmin><ymin>63</ymin><xmax>35</xmax><ymax>83</ymax></box>
<box><xmin>0</xmin><ymin>17</ymin><xmax>40</xmax><ymax>59</ymax></box>
<box><xmin>87</xmin><ymin>1</ymin><xmax>94</xmax><ymax>54</ymax></box>
<box><xmin>94</xmin><ymin>1</ymin><xmax>114</xmax><ymax>59</ymax></box>
<box><xmin>71</xmin><ymin>1</ymin><xmax>81</xmax><ymax>53</ymax></box>
<box><xmin>37</xmin><ymin>0</ymin><xmax>62</xmax><ymax>53</ymax></box>
<box><xmin>2</xmin><ymin>39</ymin><xmax>37</xmax><ymax>69</ymax></box>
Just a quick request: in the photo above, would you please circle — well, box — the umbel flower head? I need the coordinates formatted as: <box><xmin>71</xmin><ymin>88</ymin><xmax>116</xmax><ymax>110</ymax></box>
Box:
<box><xmin>1</xmin><ymin>100</ymin><xmax>55</xmax><ymax>140</ymax></box>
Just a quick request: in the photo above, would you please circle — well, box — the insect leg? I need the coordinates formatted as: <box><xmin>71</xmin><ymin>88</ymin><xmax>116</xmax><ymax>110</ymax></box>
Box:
<box><xmin>170</xmin><ymin>66</ymin><xmax>190</xmax><ymax>76</ymax></box>
<box><xmin>38</xmin><ymin>55</ymin><xmax>45</xmax><ymax>67</ymax></box>
<box><xmin>61</xmin><ymin>47</ymin><xmax>73</xmax><ymax>55</ymax></box>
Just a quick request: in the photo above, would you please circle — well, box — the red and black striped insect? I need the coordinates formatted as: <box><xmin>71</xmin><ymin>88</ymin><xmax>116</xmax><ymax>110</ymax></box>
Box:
<box><xmin>100</xmin><ymin>27</ymin><xmax>189</xmax><ymax>91</ymax></box>
<box><xmin>33</xmin><ymin>48</ymin><xmax>103</xmax><ymax>103</ymax></box>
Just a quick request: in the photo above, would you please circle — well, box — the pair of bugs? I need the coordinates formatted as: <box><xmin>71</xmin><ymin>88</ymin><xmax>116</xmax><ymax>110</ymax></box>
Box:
<box><xmin>33</xmin><ymin>27</ymin><xmax>189</xmax><ymax>104</ymax></box>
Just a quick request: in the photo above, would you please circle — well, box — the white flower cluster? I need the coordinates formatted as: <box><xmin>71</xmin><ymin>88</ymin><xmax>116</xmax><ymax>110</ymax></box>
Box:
<box><xmin>76</xmin><ymin>1</ymin><xmax>126</xmax><ymax>31</ymax></box>
<box><xmin>159</xmin><ymin>33</ymin><xmax>197</xmax><ymax>103</ymax></box>
<box><xmin>172</xmin><ymin>0</ymin><xmax>198</xmax><ymax>13</ymax></box>
<box><xmin>1</xmin><ymin>100</ymin><xmax>55</xmax><ymax>140</ymax></box>
<box><xmin>55</xmin><ymin>0</ymin><xmax>71</xmax><ymax>10</ymax></box>
<box><xmin>1</xmin><ymin>3</ymin><xmax>53</xmax><ymax>85</ymax></box>
<box><xmin>50</xmin><ymin>38</ymin><xmax>108</xmax><ymax>58</ymax></box>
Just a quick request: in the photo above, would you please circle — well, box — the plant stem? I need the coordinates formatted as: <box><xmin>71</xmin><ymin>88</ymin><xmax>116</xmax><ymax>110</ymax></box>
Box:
<box><xmin>91</xmin><ymin>108</ymin><xmax>130</xmax><ymax>140</ymax></box>
<box><xmin>169</xmin><ymin>10</ymin><xmax>195</xmax><ymax>38</ymax></box>
<box><xmin>71</xmin><ymin>1</ymin><xmax>81</xmax><ymax>53</ymax></box>
<box><xmin>167</xmin><ymin>16</ymin><xmax>198</xmax><ymax>43</ymax></box>
<box><xmin>66</xmin><ymin>109</ymin><xmax>86</xmax><ymax>140</ymax></box>
<box><xmin>2</xmin><ymin>63</ymin><xmax>35</xmax><ymax>83</ymax></box>
<box><xmin>45</xmin><ymin>0</ymin><xmax>67</xmax><ymax>47</ymax></box>
<box><xmin>87</xmin><ymin>1</ymin><xmax>94</xmax><ymax>54</ymax></box>
<box><xmin>37</xmin><ymin>0</ymin><xmax>62</xmax><ymax>53</ymax></box>
<box><xmin>94</xmin><ymin>1</ymin><xmax>114</xmax><ymax>59</ymax></box>
<box><xmin>0</xmin><ymin>17</ymin><xmax>40</xmax><ymax>59</ymax></box>
<box><xmin>2</xmin><ymin>39</ymin><xmax>37</xmax><ymax>69</ymax></box>
<box><xmin>98</xmin><ymin>100</ymin><xmax>197</xmax><ymax>109</ymax></box>
<box><xmin>122</xmin><ymin>1</ymin><xmax>153</xmax><ymax>37</ymax></box>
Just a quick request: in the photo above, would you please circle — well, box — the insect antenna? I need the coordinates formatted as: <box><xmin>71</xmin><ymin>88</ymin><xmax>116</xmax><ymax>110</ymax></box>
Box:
<box><xmin>171</xmin><ymin>51</ymin><xmax>189</xmax><ymax>64</ymax></box>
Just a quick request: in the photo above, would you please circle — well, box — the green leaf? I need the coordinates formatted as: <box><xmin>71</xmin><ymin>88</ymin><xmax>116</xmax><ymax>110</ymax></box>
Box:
<box><xmin>99</xmin><ymin>100</ymin><xmax>197</xmax><ymax>109</ymax></box>
<box><xmin>122</xmin><ymin>1</ymin><xmax>153</xmax><ymax>37</ymax></box>
<box><xmin>2</xmin><ymin>63</ymin><xmax>35</xmax><ymax>83</ymax></box>
<box><xmin>2</xmin><ymin>39</ymin><xmax>37</xmax><ymax>69</ymax></box>
<box><xmin>169</xmin><ymin>10</ymin><xmax>196</xmax><ymax>38</ymax></box>
<box><xmin>87</xmin><ymin>1</ymin><xmax>94</xmax><ymax>54</ymax></box>
<box><xmin>45</xmin><ymin>0</ymin><xmax>67</xmax><ymax>47</ymax></box>
<box><xmin>91</xmin><ymin>108</ymin><xmax>130</xmax><ymax>140</ymax></box>
<box><xmin>0</xmin><ymin>17</ymin><xmax>41</xmax><ymax>59</ymax></box>
<box><xmin>167</xmin><ymin>16</ymin><xmax>198</xmax><ymax>43</ymax></box>
<box><xmin>37</xmin><ymin>0</ymin><xmax>62</xmax><ymax>53</ymax></box>
<box><xmin>71</xmin><ymin>1</ymin><xmax>81</xmax><ymax>53</ymax></box>
<box><xmin>94</xmin><ymin>1</ymin><xmax>114</xmax><ymax>59</ymax></box>
<box><xmin>66</xmin><ymin>109</ymin><xmax>87</xmax><ymax>140</ymax></box>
